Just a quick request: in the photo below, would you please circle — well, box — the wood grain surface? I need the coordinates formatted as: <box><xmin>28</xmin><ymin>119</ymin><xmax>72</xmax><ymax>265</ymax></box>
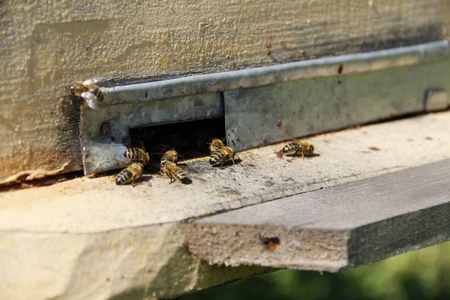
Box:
<box><xmin>188</xmin><ymin>159</ymin><xmax>450</xmax><ymax>271</ymax></box>
<box><xmin>1</xmin><ymin>112</ymin><xmax>449</xmax><ymax>299</ymax></box>
<box><xmin>1</xmin><ymin>0</ymin><xmax>449</xmax><ymax>182</ymax></box>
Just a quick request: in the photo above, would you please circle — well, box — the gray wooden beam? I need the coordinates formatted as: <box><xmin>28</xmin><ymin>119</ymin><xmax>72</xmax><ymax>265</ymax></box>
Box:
<box><xmin>1</xmin><ymin>112</ymin><xmax>450</xmax><ymax>299</ymax></box>
<box><xmin>187</xmin><ymin>159</ymin><xmax>450</xmax><ymax>272</ymax></box>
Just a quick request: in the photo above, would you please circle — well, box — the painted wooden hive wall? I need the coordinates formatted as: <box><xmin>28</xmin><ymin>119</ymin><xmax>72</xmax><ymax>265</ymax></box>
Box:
<box><xmin>1</xmin><ymin>0</ymin><xmax>449</xmax><ymax>183</ymax></box>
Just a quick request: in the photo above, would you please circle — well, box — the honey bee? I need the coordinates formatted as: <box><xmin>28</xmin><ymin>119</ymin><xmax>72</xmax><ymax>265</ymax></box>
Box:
<box><xmin>208</xmin><ymin>138</ymin><xmax>225</xmax><ymax>154</ymax></box>
<box><xmin>115</xmin><ymin>163</ymin><xmax>144</xmax><ymax>186</ymax></box>
<box><xmin>70</xmin><ymin>81</ymin><xmax>104</xmax><ymax>102</ymax></box>
<box><xmin>123</xmin><ymin>148</ymin><xmax>150</xmax><ymax>165</ymax></box>
<box><xmin>160</xmin><ymin>150</ymin><xmax>178</xmax><ymax>168</ymax></box>
<box><xmin>160</xmin><ymin>161</ymin><xmax>191</xmax><ymax>184</ymax></box>
<box><xmin>69</xmin><ymin>82</ymin><xmax>87</xmax><ymax>97</ymax></box>
<box><xmin>80</xmin><ymin>91</ymin><xmax>99</xmax><ymax>109</ymax></box>
<box><xmin>210</xmin><ymin>146</ymin><xmax>239</xmax><ymax>167</ymax></box>
<box><xmin>280</xmin><ymin>138</ymin><xmax>314</xmax><ymax>159</ymax></box>
<box><xmin>69</xmin><ymin>81</ymin><xmax>104</xmax><ymax>109</ymax></box>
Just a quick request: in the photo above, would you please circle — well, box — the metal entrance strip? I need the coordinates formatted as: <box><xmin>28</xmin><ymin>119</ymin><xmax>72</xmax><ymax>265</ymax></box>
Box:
<box><xmin>80</xmin><ymin>41</ymin><xmax>450</xmax><ymax>174</ymax></box>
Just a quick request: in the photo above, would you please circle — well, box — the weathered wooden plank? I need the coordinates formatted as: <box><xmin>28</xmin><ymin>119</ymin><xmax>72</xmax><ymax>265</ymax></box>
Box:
<box><xmin>1</xmin><ymin>0</ymin><xmax>449</xmax><ymax>182</ymax></box>
<box><xmin>187</xmin><ymin>160</ymin><xmax>450</xmax><ymax>272</ymax></box>
<box><xmin>1</xmin><ymin>112</ymin><xmax>449</xmax><ymax>299</ymax></box>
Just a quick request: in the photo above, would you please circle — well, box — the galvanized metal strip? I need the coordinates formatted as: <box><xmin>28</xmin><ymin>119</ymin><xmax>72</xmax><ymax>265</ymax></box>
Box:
<box><xmin>80</xmin><ymin>40</ymin><xmax>450</xmax><ymax>174</ymax></box>
<box><xmin>224</xmin><ymin>60</ymin><xmax>450</xmax><ymax>152</ymax></box>
<box><xmin>101</xmin><ymin>40</ymin><xmax>449</xmax><ymax>106</ymax></box>
<box><xmin>81</xmin><ymin>93</ymin><xmax>222</xmax><ymax>174</ymax></box>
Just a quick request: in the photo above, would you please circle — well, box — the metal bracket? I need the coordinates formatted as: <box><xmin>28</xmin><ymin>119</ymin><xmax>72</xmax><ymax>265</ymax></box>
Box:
<box><xmin>81</xmin><ymin>93</ymin><xmax>223</xmax><ymax>174</ymax></box>
<box><xmin>80</xmin><ymin>40</ymin><xmax>450</xmax><ymax>175</ymax></box>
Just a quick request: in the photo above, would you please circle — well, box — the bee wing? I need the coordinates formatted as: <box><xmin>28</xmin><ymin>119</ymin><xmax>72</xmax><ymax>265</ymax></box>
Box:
<box><xmin>283</xmin><ymin>133</ymin><xmax>300</xmax><ymax>143</ymax></box>
<box><xmin>81</xmin><ymin>91</ymin><xmax>98</xmax><ymax>109</ymax></box>
<box><xmin>83</xmin><ymin>78</ymin><xmax>102</xmax><ymax>85</ymax></box>
<box><xmin>176</xmin><ymin>163</ymin><xmax>193</xmax><ymax>170</ymax></box>
<box><xmin>162</xmin><ymin>164</ymin><xmax>177</xmax><ymax>172</ymax></box>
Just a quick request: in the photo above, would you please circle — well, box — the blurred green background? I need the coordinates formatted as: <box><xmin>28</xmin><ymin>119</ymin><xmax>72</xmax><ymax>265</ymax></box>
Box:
<box><xmin>176</xmin><ymin>242</ymin><xmax>450</xmax><ymax>300</ymax></box>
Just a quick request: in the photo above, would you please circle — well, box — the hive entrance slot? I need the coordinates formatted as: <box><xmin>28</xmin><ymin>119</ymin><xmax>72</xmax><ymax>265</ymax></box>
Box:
<box><xmin>129</xmin><ymin>118</ymin><xmax>226</xmax><ymax>165</ymax></box>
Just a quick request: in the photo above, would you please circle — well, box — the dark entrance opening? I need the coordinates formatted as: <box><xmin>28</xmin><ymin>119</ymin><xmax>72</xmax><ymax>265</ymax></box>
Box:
<box><xmin>129</xmin><ymin>118</ymin><xmax>226</xmax><ymax>166</ymax></box>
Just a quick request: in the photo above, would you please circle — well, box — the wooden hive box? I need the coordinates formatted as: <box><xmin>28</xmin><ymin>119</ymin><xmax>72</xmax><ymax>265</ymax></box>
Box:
<box><xmin>0</xmin><ymin>1</ymin><xmax>449</xmax><ymax>299</ymax></box>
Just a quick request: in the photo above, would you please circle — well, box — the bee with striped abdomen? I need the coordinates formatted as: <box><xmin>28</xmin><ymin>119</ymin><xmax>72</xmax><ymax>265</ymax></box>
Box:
<box><xmin>210</xmin><ymin>146</ymin><xmax>239</xmax><ymax>167</ymax></box>
<box><xmin>124</xmin><ymin>148</ymin><xmax>150</xmax><ymax>165</ymax></box>
<box><xmin>160</xmin><ymin>161</ymin><xmax>191</xmax><ymax>184</ymax></box>
<box><xmin>69</xmin><ymin>80</ymin><xmax>104</xmax><ymax>109</ymax></box>
<box><xmin>115</xmin><ymin>163</ymin><xmax>144</xmax><ymax>187</ymax></box>
<box><xmin>70</xmin><ymin>81</ymin><xmax>104</xmax><ymax>102</ymax></box>
<box><xmin>160</xmin><ymin>150</ymin><xmax>178</xmax><ymax>168</ymax></box>
<box><xmin>280</xmin><ymin>139</ymin><xmax>314</xmax><ymax>159</ymax></box>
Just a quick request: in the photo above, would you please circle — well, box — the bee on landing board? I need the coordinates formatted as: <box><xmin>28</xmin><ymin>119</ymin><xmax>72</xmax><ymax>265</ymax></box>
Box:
<box><xmin>160</xmin><ymin>150</ymin><xmax>179</xmax><ymax>168</ymax></box>
<box><xmin>160</xmin><ymin>161</ymin><xmax>191</xmax><ymax>184</ymax></box>
<box><xmin>208</xmin><ymin>138</ymin><xmax>225</xmax><ymax>154</ymax></box>
<box><xmin>115</xmin><ymin>163</ymin><xmax>144</xmax><ymax>187</ymax></box>
<box><xmin>116</xmin><ymin>145</ymin><xmax>149</xmax><ymax>186</ymax></box>
<box><xmin>123</xmin><ymin>148</ymin><xmax>150</xmax><ymax>165</ymax></box>
<box><xmin>279</xmin><ymin>138</ymin><xmax>314</xmax><ymax>159</ymax></box>
<box><xmin>209</xmin><ymin>146</ymin><xmax>240</xmax><ymax>167</ymax></box>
